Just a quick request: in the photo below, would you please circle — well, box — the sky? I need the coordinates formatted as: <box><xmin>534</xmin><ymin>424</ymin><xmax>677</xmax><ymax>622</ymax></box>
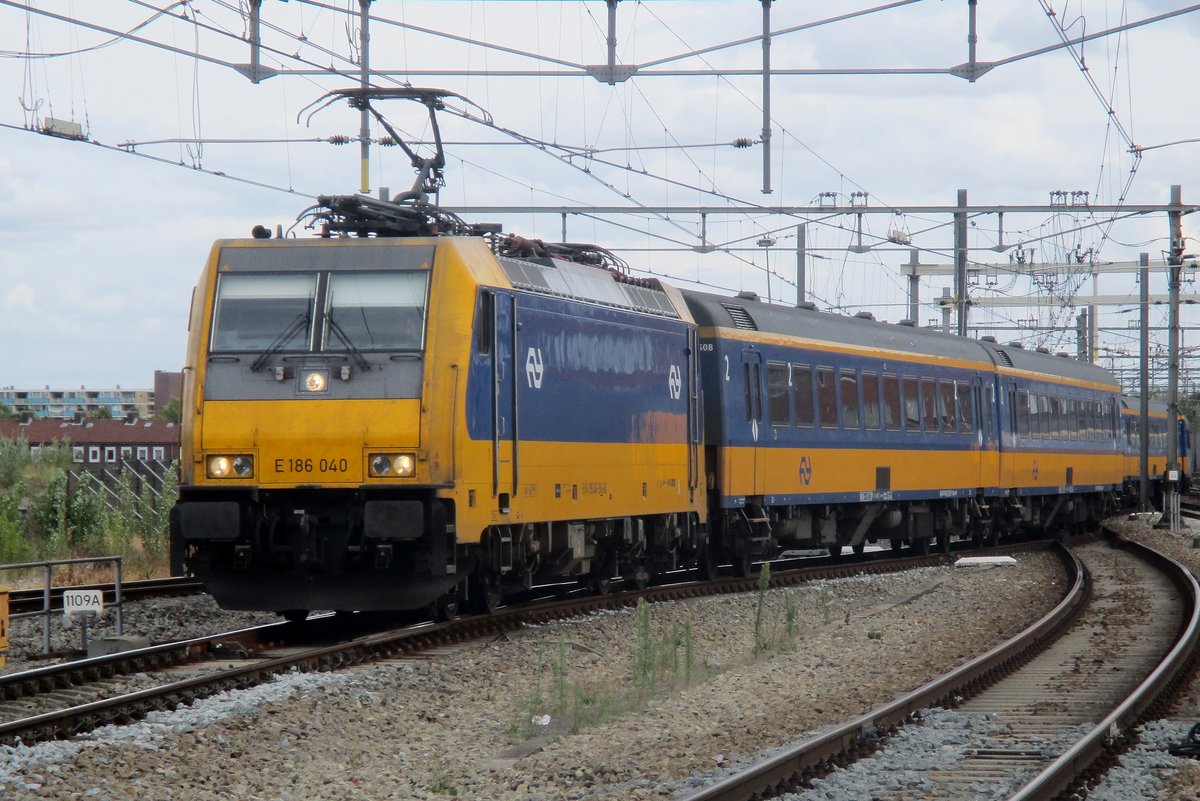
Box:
<box><xmin>1</xmin><ymin>0</ymin><xmax>1198</xmax><ymax>392</ymax></box>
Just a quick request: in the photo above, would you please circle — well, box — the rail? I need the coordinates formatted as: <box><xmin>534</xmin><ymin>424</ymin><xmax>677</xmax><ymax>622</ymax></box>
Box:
<box><xmin>0</xmin><ymin>556</ymin><xmax>124</xmax><ymax>654</ymax></box>
<box><xmin>1007</xmin><ymin>532</ymin><xmax>1200</xmax><ymax>800</ymax></box>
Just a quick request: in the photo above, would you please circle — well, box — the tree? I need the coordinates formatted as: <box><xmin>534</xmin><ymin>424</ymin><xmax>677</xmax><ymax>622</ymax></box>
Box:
<box><xmin>88</xmin><ymin>406</ymin><xmax>113</xmax><ymax>420</ymax></box>
<box><xmin>158</xmin><ymin>396</ymin><xmax>181</xmax><ymax>423</ymax></box>
<box><xmin>0</xmin><ymin>404</ymin><xmax>15</xmax><ymax>420</ymax></box>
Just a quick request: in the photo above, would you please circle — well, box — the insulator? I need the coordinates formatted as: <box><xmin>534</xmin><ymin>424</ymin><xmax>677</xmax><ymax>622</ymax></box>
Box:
<box><xmin>378</xmin><ymin>136</ymin><xmax>397</xmax><ymax>147</ymax></box>
<box><xmin>732</xmin><ymin>137</ymin><xmax>754</xmax><ymax>149</ymax></box>
<box><xmin>327</xmin><ymin>135</ymin><xmax>351</xmax><ymax>145</ymax></box>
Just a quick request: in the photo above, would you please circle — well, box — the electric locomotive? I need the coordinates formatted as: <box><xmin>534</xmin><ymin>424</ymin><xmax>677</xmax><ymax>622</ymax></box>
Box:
<box><xmin>171</xmin><ymin>199</ymin><xmax>709</xmax><ymax>618</ymax></box>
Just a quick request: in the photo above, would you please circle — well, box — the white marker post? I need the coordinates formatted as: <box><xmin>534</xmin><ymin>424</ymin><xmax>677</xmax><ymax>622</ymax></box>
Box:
<box><xmin>63</xmin><ymin>589</ymin><xmax>104</xmax><ymax>650</ymax></box>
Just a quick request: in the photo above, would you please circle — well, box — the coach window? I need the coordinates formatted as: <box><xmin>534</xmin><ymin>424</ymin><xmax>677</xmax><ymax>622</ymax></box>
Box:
<box><xmin>817</xmin><ymin>367</ymin><xmax>837</xmax><ymax>428</ymax></box>
<box><xmin>1016</xmin><ymin>389</ymin><xmax>1030</xmax><ymax>437</ymax></box>
<box><xmin>792</xmin><ymin>364</ymin><xmax>815</xmax><ymax>427</ymax></box>
<box><xmin>1049</xmin><ymin>396</ymin><xmax>1061</xmax><ymax>439</ymax></box>
<box><xmin>862</xmin><ymin>371</ymin><xmax>882</xmax><ymax>430</ymax></box>
<box><xmin>743</xmin><ymin>362</ymin><xmax>762</xmax><ymax>422</ymax></box>
<box><xmin>955</xmin><ymin>381</ymin><xmax>973</xmax><ymax>433</ymax></box>
<box><xmin>767</xmin><ymin>362</ymin><xmax>790</xmax><ymax>426</ymax></box>
<box><xmin>1067</xmin><ymin>398</ymin><xmax>1078</xmax><ymax>440</ymax></box>
<box><xmin>903</xmin><ymin>376</ymin><xmax>920</xmax><ymax>431</ymax></box>
<box><xmin>840</xmin><ymin>370</ymin><xmax>861</xmax><ymax>430</ymax></box>
<box><xmin>921</xmin><ymin>378</ymin><xmax>939</xmax><ymax>433</ymax></box>
<box><xmin>882</xmin><ymin>374</ymin><xmax>901</xmax><ymax>431</ymax></box>
<box><xmin>937</xmin><ymin>380</ymin><xmax>956</xmax><ymax>433</ymax></box>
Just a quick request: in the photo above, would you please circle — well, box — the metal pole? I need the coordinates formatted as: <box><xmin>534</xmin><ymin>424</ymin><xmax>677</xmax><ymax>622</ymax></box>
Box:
<box><xmin>955</xmin><ymin>189</ymin><xmax>968</xmax><ymax>336</ymax></box>
<box><xmin>906</xmin><ymin>249</ymin><xmax>920</xmax><ymax>323</ymax></box>
<box><xmin>1089</xmin><ymin>272</ymin><xmax>1099</xmax><ymax>363</ymax></box>
<box><xmin>761</xmin><ymin>0</ymin><xmax>772</xmax><ymax>195</ymax></box>
<box><xmin>248</xmin><ymin>0</ymin><xmax>263</xmax><ymax>84</ymax></box>
<box><xmin>42</xmin><ymin>563</ymin><xmax>50</xmax><ymax>654</ymax></box>
<box><xmin>941</xmin><ymin>287</ymin><xmax>952</xmax><ymax>333</ymax></box>
<box><xmin>114</xmin><ymin>556</ymin><xmax>123</xmax><ymax>636</ymax></box>
<box><xmin>966</xmin><ymin>0</ymin><xmax>979</xmax><ymax>82</ymax></box>
<box><xmin>1140</xmin><ymin>253</ymin><xmax>1150</xmax><ymax>513</ymax></box>
<box><xmin>796</xmin><ymin>224</ymin><xmax>806</xmax><ymax>305</ymax></box>
<box><xmin>359</xmin><ymin>0</ymin><xmax>372</xmax><ymax>194</ymax></box>
<box><xmin>1166</xmin><ymin>184</ymin><xmax>1184</xmax><ymax>531</ymax></box>
<box><xmin>606</xmin><ymin>0</ymin><xmax>618</xmax><ymax>82</ymax></box>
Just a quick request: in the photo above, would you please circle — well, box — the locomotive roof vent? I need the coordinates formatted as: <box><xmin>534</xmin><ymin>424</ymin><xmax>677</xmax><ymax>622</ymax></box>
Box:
<box><xmin>1036</xmin><ymin>346</ymin><xmax>1051</xmax><ymax>354</ymax></box>
<box><xmin>720</xmin><ymin>303</ymin><xmax>758</xmax><ymax>330</ymax></box>
<box><xmin>854</xmin><ymin>311</ymin><xmax>875</xmax><ymax>320</ymax></box>
<box><xmin>796</xmin><ymin>301</ymin><xmax>817</xmax><ymax>311</ymax></box>
<box><xmin>1057</xmin><ymin>351</ymin><xmax>1070</xmax><ymax>358</ymax></box>
<box><xmin>735</xmin><ymin>290</ymin><xmax>760</xmax><ymax>302</ymax></box>
<box><xmin>994</xmin><ymin>349</ymin><xmax>1014</xmax><ymax>367</ymax></box>
<box><xmin>897</xmin><ymin>319</ymin><xmax>916</xmax><ymax>327</ymax></box>
<box><xmin>980</xmin><ymin>335</ymin><xmax>997</xmax><ymax>343</ymax></box>
<box><xmin>1008</xmin><ymin>341</ymin><xmax>1025</xmax><ymax>349</ymax></box>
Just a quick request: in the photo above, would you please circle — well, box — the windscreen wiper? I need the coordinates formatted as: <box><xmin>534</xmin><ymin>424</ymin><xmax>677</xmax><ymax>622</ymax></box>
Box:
<box><xmin>250</xmin><ymin>313</ymin><xmax>309</xmax><ymax>372</ymax></box>
<box><xmin>327</xmin><ymin>317</ymin><xmax>371</xmax><ymax>371</ymax></box>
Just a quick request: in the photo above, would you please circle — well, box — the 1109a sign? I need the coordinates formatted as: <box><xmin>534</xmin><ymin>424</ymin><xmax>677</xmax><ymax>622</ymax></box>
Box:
<box><xmin>62</xmin><ymin>589</ymin><xmax>104</xmax><ymax>619</ymax></box>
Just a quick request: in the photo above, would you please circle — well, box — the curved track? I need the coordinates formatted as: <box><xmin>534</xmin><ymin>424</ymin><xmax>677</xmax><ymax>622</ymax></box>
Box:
<box><xmin>676</xmin><ymin>533</ymin><xmax>1199</xmax><ymax>801</ymax></box>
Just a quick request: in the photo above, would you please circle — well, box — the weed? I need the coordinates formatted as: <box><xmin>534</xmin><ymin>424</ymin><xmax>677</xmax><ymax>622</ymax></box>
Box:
<box><xmin>753</xmin><ymin>562</ymin><xmax>772</xmax><ymax>656</ymax></box>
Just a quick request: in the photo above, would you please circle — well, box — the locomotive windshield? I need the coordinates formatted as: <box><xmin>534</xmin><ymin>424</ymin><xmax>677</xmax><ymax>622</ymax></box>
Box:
<box><xmin>211</xmin><ymin>273</ymin><xmax>316</xmax><ymax>352</ymax></box>
<box><xmin>326</xmin><ymin>272</ymin><xmax>428</xmax><ymax>351</ymax></box>
<box><xmin>210</xmin><ymin>271</ymin><xmax>430</xmax><ymax>355</ymax></box>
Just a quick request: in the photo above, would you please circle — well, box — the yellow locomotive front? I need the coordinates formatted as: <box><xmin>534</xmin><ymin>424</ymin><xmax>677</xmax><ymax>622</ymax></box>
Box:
<box><xmin>172</xmin><ymin>236</ymin><xmax>473</xmax><ymax>616</ymax></box>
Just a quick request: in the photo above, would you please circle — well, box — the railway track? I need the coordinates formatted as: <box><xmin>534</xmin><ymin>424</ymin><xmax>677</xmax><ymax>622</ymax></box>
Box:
<box><xmin>676</xmin><ymin>533</ymin><xmax>1199</xmax><ymax>801</ymax></box>
<box><xmin>0</xmin><ymin>543</ymin><xmax>1020</xmax><ymax>748</ymax></box>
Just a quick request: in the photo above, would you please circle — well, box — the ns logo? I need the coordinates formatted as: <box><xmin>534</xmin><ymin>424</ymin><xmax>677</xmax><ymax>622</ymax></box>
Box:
<box><xmin>798</xmin><ymin>455</ymin><xmax>814</xmax><ymax>486</ymax></box>
<box><xmin>668</xmin><ymin>365</ymin><xmax>682</xmax><ymax>400</ymax></box>
<box><xmin>525</xmin><ymin>347</ymin><xmax>544</xmax><ymax>389</ymax></box>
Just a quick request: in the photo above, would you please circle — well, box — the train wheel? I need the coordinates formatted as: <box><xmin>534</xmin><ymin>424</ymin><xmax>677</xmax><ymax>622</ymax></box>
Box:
<box><xmin>431</xmin><ymin>593</ymin><xmax>459</xmax><ymax>622</ymax></box>
<box><xmin>852</xmin><ymin>541</ymin><xmax>865</xmax><ymax>556</ymax></box>
<box><xmin>937</xmin><ymin>532</ymin><xmax>950</xmax><ymax>554</ymax></box>
<box><xmin>827</xmin><ymin>544</ymin><xmax>842</xmax><ymax>559</ymax></box>
<box><xmin>734</xmin><ymin>548</ymin><xmax>754</xmax><ymax>577</ymax></box>
<box><xmin>590</xmin><ymin>549</ymin><xmax>615</xmax><ymax>595</ymax></box>
<box><xmin>917</xmin><ymin>538</ymin><xmax>931</xmax><ymax>556</ymax></box>
<box><xmin>470</xmin><ymin>571</ymin><xmax>502</xmax><ymax>615</ymax></box>
<box><xmin>281</xmin><ymin>609</ymin><xmax>309</xmax><ymax>624</ymax></box>
<box><xmin>699</xmin><ymin>543</ymin><xmax>719</xmax><ymax>580</ymax></box>
<box><xmin>889</xmin><ymin>538</ymin><xmax>904</xmax><ymax>552</ymax></box>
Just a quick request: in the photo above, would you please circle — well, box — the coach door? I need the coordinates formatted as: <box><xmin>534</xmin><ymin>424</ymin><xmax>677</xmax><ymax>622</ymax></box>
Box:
<box><xmin>491</xmin><ymin>292</ymin><xmax>518</xmax><ymax>508</ymax></box>
<box><xmin>740</xmin><ymin>350</ymin><xmax>766</xmax><ymax>495</ymax></box>
<box><xmin>972</xmin><ymin>376</ymin><xmax>991</xmax><ymax>488</ymax></box>
<box><xmin>687</xmin><ymin>329</ymin><xmax>702</xmax><ymax>502</ymax></box>
<box><xmin>999</xmin><ymin>380</ymin><xmax>1018</xmax><ymax>489</ymax></box>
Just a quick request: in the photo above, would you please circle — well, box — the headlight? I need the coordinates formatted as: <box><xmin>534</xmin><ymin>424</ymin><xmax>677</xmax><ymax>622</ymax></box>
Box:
<box><xmin>207</xmin><ymin>454</ymin><xmax>254</xmax><ymax>479</ymax></box>
<box><xmin>369</xmin><ymin>453</ymin><xmax>417</xmax><ymax>478</ymax></box>
<box><xmin>301</xmin><ymin>369</ymin><xmax>328</xmax><ymax>393</ymax></box>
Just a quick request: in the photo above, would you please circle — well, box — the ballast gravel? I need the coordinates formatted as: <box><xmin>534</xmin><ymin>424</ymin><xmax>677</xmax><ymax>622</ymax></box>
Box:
<box><xmin>0</xmin><ymin>550</ymin><xmax>1070</xmax><ymax>801</ymax></box>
